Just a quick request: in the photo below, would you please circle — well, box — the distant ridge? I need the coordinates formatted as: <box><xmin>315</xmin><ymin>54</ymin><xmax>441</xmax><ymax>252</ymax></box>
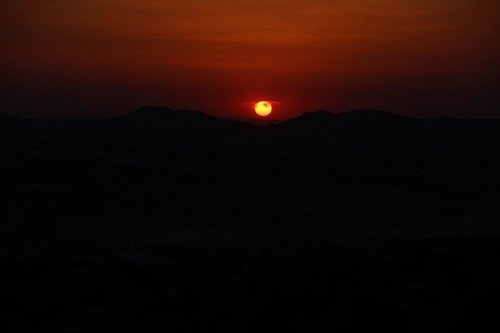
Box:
<box><xmin>337</xmin><ymin>109</ymin><xmax>410</xmax><ymax>120</ymax></box>
<box><xmin>227</xmin><ymin>117</ymin><xmax>277</xmax><ymax>126</ymax></box>
<box><xmin>118</xmin><ymin>106</ymin><xmax>250</xmax><ymax>129</ymax></box>
<box><xmin>120</xmin><ymin>106</ymin><xmax>212</xmax><ymax>122</ymax></box>
<box><xmin>121</xmin><ymin>108</ymin><xmax>408</xmax><ymax>127</ymax></box>
<box><xmin>111</xmin><ymin>106</ymin><xmax>254</xmax><ymax>148</ymax></box>
<box><xmin>281</xmin><ymin>109</ymin><xmax>408</xmax><ymax>126</ymax></box>
<box><xmin>1</xmin><ymin>106</ymin><xmax>499</xmax><ymax>163</ymax></box>
<box><xmin>121</xmin><ymin>106</ymin><xmax>174</xmax><ymax>119</ymax></box>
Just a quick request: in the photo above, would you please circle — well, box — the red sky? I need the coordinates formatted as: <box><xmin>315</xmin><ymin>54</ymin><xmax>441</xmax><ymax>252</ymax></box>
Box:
<box><xmin>1</xmin><ymin>0</ymin><xmax>499</xmax><ymax>120</ymax></box>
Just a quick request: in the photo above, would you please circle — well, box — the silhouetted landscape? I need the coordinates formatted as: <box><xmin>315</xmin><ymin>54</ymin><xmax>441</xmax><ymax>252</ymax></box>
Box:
<box><xmin>2</xmin><ymin>107</ymin><xmax>500</xmax><ymax>332</ymax></box>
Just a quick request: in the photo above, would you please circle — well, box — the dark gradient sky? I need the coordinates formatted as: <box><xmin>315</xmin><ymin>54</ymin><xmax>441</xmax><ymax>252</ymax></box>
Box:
<box><xmin>1</xmin><ymin>0</ymin><xmax>499</xmax><ymax>120</ymax></box>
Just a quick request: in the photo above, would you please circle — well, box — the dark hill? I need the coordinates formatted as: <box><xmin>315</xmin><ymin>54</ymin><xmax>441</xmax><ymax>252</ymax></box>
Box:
<box><xmin>267</xmin><ymin>109</ymin><xmax>500</xmax><ymax>163</ymax></box>
<box><xmin>117</xmin><ymin>106</ymin><xmax>250</xmax><ymax>131</ymax></box>
<box><xmin>120</xmin><ymin>106</ymin><xmax>213</xmax><ymax>125</ymax></box>
<box><xmin>337</xmin><ymin>109</ymin><xmax>410</xmax><ymax>120</ymax></box>
<box><xmin>113</xmin><ymin>106</ymin><xmax>254</xmax><ymax>148</ymax></box>
<box><xmin>1</xmin><ymin>107</ymin><xmax>500</xmax><ymax>163</ymax></box>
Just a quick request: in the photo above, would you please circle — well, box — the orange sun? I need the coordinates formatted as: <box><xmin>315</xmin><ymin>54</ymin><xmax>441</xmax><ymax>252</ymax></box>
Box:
<box><xmin>255</xmin><ymin>101</ymin><xmax>272</xmax><ymax>117</ymax></box>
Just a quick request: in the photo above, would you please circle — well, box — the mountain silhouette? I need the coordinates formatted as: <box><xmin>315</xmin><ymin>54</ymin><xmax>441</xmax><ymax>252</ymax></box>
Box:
<box><xmin>1</xmin><ymin>107</ymin><xmax>500</xmax><ymax>162</ymax></box>
<box><xmin>117</xmin><ymin>106</ymin><xmax>250</xmax><ymax>131</ymax></box>
<box><xmin>111</xmin><ymin>106</ymin><xmax>253</xmax><ymax>149</ymax></box>
<box><xmin>267</xmin><ymin>109</ymin><xmax>500</xmax><ymax>162</ymax></box>
<box><xmin>121</xmin><ymin>106</ymin><xmax>221</xmax><ymax>125</ymax></box>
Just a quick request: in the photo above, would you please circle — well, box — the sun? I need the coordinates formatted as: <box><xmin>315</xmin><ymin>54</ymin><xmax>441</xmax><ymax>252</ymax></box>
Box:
<box><xmin>255</xmin><ymin>101</ymin><xmax>272</xmax><ymax>117</ymax></box>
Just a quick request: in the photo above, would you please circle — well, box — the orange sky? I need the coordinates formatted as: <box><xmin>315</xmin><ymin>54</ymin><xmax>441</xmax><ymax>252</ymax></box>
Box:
<box><xmin>1</xmin><ymin>0</ymin><xmax>499</xmax><ymax>119</ymax></box>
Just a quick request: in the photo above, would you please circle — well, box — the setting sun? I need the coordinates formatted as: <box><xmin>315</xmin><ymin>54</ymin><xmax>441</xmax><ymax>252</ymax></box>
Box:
<box><xmin>255</xmin><ymin>101</ymin><xmax>272</xmax><ymax>117</ymax></box>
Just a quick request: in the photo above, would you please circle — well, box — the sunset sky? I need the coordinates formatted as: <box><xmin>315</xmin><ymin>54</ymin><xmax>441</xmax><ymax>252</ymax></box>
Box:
<box><xmin>1</xmin><ymin>0</ymin><xmax>499</xmax><ymax>119</ymax></box>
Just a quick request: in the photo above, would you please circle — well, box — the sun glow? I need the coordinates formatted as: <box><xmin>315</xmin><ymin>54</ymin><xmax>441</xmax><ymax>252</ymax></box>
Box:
<box><xmin>255</xmin><ymin>101</ymin><xmax>272</xmax><ymax>117</ymax></box>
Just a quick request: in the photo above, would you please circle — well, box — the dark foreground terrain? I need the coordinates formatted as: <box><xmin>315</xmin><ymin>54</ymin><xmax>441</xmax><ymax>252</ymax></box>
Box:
<box><xmin>1</xmin><ymin>108</ymin><xmax>500</xmax><ymax>332</ymax></box>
